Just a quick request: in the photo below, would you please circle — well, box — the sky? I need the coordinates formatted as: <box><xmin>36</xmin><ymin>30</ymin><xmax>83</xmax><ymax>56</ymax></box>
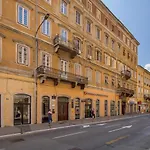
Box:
<box><xmin>102</xmin><ymin>0</ymin><xmax>150</xmax><ymax>71</ymax></box>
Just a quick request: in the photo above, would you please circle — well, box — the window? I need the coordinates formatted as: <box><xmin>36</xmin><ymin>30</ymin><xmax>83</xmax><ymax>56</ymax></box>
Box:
<box><xmin>76</xmin><ymin>11</ymin><xmax>81</xmax><ymax>25</ymax></box>
<box><xmin>86</xmin><ymin>68</ymin><xmax>92</xmax><ymax>82</ymax></box>
<box><xmin>17</xmin><ymin>44</ymin><xmax>29</xmax><ymax>66</ymax></box>
<box><xmin>112</xmin><ymin>78</ymin><xmax>115</xmax><ymax>87</ymax></box>
<box><xmin>128</xmin><ymin>52</ymin><xmax>130</xmax><ymax>59</ymax></box>
<box><xmin>74</xmin><ymin>38</ymin><xmax>81</xmax><ymax>52</ymax></box>
<box><xmin>42</xmin><ymin>17</ymin><xmax>50</xmax><ymax>36</ymax></box>
<box><xmin>87</xmin><ymin>21</ymin><xmax>91</xmax><ymax>33</ymax></box>
<box><xmin>96</xmin><ymin>71</ymin><xmax>100</xmax><ymax>84</ymax></box>
<box><xmin>118</xmin><ymin>30</ymin><xmax>120</xmax><ymax>37</ymax></box>
<box><xmin>112</xmin><ymin>25</ymin><xmax>114</xmax><ymax>32</ymax></box>
<box><xmin>87</xmin><ymin>1</ymin><xmax>92</xmax><ymax>12</ymax></box>
<box><xmin>134</xmin><ymin>57</ymin><xmax>137</xmax><ymax>64</ymax></box>
<box><xmin>87</xmin><ymin>45</ymin><xmax>92</xmax><ymax>58</ymax></box>
<box><xmin>96</xmin><ymin>28</ymin><xmax>101</xmax><ymax>40</ymax></box>
<box><xmin>105</xmin><ymin>34</ymin><xmax>109</xmax><ymax>46</ymax></box>
<box><xmin>105</xmin><ymin>76</ymin><xmax>109</xmax><ymax>85</ymax></box>
<box><xmin>131</xmin><ymin>55</ymin><xmax>133</xmax><ymax>62</ymax></box>
<box><xmin>96</xmin><ymin>9</ymin><xmax>101</xmax><ymax>20</ymax></box>
<box><xmin>105</xmin><ymin>54</ymin><xmax>110</xmax><ymax>65</ymax></box>
<box><xmin>118</xmin><ymin>43</ymin><xmax>120</xmax><ymax>51</ymax></box>
<box><xmin>105</xmin><ymin>18</ymin><xmax>108</xmax><ymax>26</ymax></box>
<box><xmin>74</xmin><ymin>63</ymin><xmax>81</xmax><ymax>75</ymax></box>
<box><xmin>61</xmin><ymin>29</ymin><xmax>68</xmax><ymax>42</ymax></box>
<box><xmin>111</xmin><ymin>58</ymin><xmax>116</xmax><ymax>68</ymax></box>
<box><xmin>96</xmin><ymin>50</ymin><xmax>102</xmax><ymax>61</ymax></box>
<box><xmin>17</xmin><ymin>5</ymin><xmax>29</xmax><ymax>27</ymax></box>
<box><xmin>127</xmin><ymin>39</ymin><xmax>130</xmax><ymax>46</ymax></box>
<box><xmin>123</xmin><ymin>48</ymin><xmax>126</xmax><ymax>56</ymax></box>
<box><xmin>61</xmin><ymin>0</ymin><xmax>67</xmax><ymax>15</ymax></box>
<box><xmin>111</xmin><ymin>39</ymin><xmax>115</xmax><ymax>50</ymax></box>
<box><xmin>123</xmin><ymin>34</ymin><xmax>126</xmax><ymax>43</ymax></box>
<box><xmin>42</xmin><ymin>52</ymin><xmax>51</xmax><ymax>67</ymax></box>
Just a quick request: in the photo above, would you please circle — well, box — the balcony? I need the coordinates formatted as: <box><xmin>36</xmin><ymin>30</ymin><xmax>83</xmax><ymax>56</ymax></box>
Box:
<box><xmin>121</xmin><ymin>70</ymin><xmax>131</xmax><ymax>80</ymax></box>
<box><xmin>53</xmin><ymin>35</ymin><xmax>79</xmax><ymax>59</ymax></box>
<box><xmin>36</xmin><ymin>65</ymin><xmax>88</xmax><ymax>90</ymax></box>
<box><xmin>117</xmin><ymin>87</ymin><xmax>134</xmax><ymax>98</ymax></box>
<box><xmin>144</xmin><ymin>94</ymin><xmax>150</xmax><ymax>101</ymax></box>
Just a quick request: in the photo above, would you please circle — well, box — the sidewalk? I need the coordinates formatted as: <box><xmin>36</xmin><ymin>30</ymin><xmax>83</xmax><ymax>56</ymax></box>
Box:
<box><xmin>0</xmin><ymin>113</ymin><xmax>148</xmax><ymax>138</ymax></box>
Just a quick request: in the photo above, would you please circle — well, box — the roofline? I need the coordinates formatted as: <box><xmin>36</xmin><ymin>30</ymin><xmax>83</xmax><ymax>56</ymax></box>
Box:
<box><xmin>99</xmin><ymin>0</ymin><xmax>140</xmax><ymax>45</ymax></box>
<box><xmin>138</xmin><ymin>65</ymin><xmax>150</xmax><ymax>74</ymax></box>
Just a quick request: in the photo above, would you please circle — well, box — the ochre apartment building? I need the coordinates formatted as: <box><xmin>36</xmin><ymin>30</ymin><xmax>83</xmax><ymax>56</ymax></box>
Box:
<box><xmin>0</xmin><ymin>0</ymin><xmax>139</xmax><ymax>127</ymax></box>
<box><xmin>137</xmin><ymin>65</ymin><xmax>150</xmax><ymax>113</ymax></box>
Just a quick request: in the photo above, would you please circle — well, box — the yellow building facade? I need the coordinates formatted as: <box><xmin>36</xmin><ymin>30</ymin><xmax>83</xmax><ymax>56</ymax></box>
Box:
<box><xmin>0</xmin><ymin>0</ymin><xmax>139</xmax><ymax>127</ymax></box>
<box><xmin>137</xmin><ymin>65</ymin><xmax>150</xmax><ymax>113</ymax></box>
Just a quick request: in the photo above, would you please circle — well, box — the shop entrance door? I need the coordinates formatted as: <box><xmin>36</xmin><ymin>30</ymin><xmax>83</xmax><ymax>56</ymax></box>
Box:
<box><xmin>85</xmin><ymin>99</ymin><xmax>92</xmax><ymax>118</ymax></box>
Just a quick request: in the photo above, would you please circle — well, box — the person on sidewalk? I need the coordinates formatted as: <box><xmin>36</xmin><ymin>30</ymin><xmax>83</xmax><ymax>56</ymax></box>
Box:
<box><xmin>91</xmin><ymin>108</ymin><xmax>95</xmax><ymax>118</ymax></box>
<box><xmin>48</xmin><ymin>109</ymin><xmax>52</xmax><ymax>127</ymax></box>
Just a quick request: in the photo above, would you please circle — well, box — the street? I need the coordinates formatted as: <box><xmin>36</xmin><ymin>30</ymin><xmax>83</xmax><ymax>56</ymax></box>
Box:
<box><xmin>0</xmin><ymin>115</ymin><xmax>150</xmax><ymax>150</ymax></box>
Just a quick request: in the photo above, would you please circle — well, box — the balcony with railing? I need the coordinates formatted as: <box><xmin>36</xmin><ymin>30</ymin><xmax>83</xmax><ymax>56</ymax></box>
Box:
<box><xmin>117</xmin><ymin>87</ymin><xmax>134</xmax><ymax>98</ymax></box>
<box><xmin>144</xmin><ymin>94</ymin><xmax>150</xmax><ymax>101</ymax></box>
<box><xmin>121</xmin><ymin>70</ymin><xmax>131</xmax><ymax>80</ymax></box>
<box><xmin>36</xmin><ymin>65</ymin><xmax>88</xmax><ymax>89</ymax></box>
<box><xmin>53</xmin><ymin>35</ymin><xmax>80</xmax><ymax>58</ymax></box>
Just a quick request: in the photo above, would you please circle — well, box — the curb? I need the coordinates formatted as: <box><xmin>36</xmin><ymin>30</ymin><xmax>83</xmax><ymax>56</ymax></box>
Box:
<box><xmin>0</xmin><ymin>114</ymin><xmax>149</xmax><ymax>139</ymax></box>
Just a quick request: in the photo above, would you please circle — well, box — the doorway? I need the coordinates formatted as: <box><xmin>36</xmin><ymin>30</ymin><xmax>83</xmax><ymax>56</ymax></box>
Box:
<box><xmin>110</xmin><ymin>101</ymin><xmax>115</xmax><ymax>116</ymax></box>
<box><xmin>118</xmin><ymin>101</ymin><xmax>120</xmax><ymax>115</ymax></box>
<box><xmin>96</xmin><ymin>100</ymin><xmax>100</xmax><ymax>117</ymax></box>
<box><xmin>58</xmin><ymin>97</ymin><xmax>69</xmax><ymax>121</ymax></box>
<box><xmin>42</xmin><ymin>96</ymin><xmax>50</xmax><ymax>123</ymax></box>
<box><xmin>104</xmin><ymin>100</ymin><xmax>108</xmax><ymax>116</ymax></box>
<box><xmin>14</xmin><ymin>94</ymin><xmax>31</xmax><ymax>125</ymax></box>
<box><xmin>75</xmin><ymin>98</ymin><xmax>80</xmax><ymax>119</ymax></box>
<box><xmin>85</xmin><ymin>99</ymin><xmax>92</xmax><ymax>118</ymax></box>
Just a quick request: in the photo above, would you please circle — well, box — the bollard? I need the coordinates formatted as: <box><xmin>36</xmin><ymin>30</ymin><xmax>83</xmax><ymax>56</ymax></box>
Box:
<box><xmin>20</xmin><ymin>123</ymin><xmax>23</xmax><ymax>134</ymax></box>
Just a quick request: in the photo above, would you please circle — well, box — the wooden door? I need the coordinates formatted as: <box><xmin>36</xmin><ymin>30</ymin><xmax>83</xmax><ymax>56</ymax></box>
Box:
<box><xmin>58</xmin><ymin>102</ymin><xmax>68</xmax><ymax>121</ymax></box>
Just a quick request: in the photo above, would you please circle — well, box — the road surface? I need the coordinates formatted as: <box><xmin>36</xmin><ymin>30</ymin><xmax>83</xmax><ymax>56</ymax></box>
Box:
<box><xmin>0</xmin><ymin>114</ymin><xmax>150</xmax><ymax>150</ymax></box>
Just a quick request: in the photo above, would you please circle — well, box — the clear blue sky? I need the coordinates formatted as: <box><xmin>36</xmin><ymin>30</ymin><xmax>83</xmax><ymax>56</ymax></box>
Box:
<box><xmin>102</xmin><ymin>0</ymin><xmax>150</xmax><ymax>69</ymax></box>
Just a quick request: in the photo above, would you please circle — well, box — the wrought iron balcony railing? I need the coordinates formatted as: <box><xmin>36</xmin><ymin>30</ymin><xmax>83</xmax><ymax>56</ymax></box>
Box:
<box><xmin>53</xmin><ymin>35</ymin><xmax>80</xmax><ymax>58</ymax></box>
<box><xmin>121</xmin><ymin>70</ymin><xmax>131</xmax><ymax>80</ymax></box>
<box><xmin>36</xmin><ymin>65</ymin><xmax>88</xmax><ymax>89</ymax></box>
<box><xmin>117</xmin><ymin>87</ymin><xmax>134</xmax><ymax>98</ymax></box>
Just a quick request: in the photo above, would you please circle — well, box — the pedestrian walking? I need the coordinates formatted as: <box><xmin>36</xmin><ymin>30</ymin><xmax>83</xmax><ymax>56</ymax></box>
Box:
<box><xmin>91</xmin><ymin>108</ymin><xmax>95</xmax><ymax>118</ymax></box>
<box><xmin>48</xmin><ymin>109</ymin><xmax>52</xmax><ymax>127</ymax></box>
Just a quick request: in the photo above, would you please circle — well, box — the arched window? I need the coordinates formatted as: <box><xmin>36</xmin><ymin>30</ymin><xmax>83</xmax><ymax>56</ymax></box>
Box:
<box><xmin>14</xmin><ymin>94</ymin><xmax>31</xmax><ymax>125</ymax></box>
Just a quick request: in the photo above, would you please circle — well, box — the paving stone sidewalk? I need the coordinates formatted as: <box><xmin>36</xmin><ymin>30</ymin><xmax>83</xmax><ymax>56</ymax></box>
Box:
<box><xmin>0</xmin><ymin>113</ymin><xmax>147</xmax><ymax>137</ymax></box>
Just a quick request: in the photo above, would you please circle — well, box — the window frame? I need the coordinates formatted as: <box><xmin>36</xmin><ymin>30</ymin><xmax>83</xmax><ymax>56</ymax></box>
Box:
<box><xmin>16</xmin><ymin>43</ymin><xmax>30</xmax><ymax>66</ymax></box>
<box><xmin>61</xmin><ymin>0</ymin><xmax>67</xmax><ymax>15</ymax></box>
<box><xmin>76</xmin><ymin>10</ymin><xmax>81</xmax><ymax>25</ymax></box>
<box><xmin>17</xmin><ymin>4</ymin><xmax>29</xmax><ymax>27</ymax></box>
<box><xmin>41</xmin><ymin>51</ymin><xmax>52</xmax><ymax>67</ymax></box>
<box><xmin>41</xmin><ymin>17</ymin><xmax>51</xmax><ymax>37</ymax></box>
<box><xmin>87</xmin><ymin>20</ymin><xmax>92</xmax><ymax>33</ymax></box>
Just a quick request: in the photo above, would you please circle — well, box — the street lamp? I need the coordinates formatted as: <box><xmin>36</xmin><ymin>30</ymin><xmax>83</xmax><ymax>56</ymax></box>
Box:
<box><xmin>35</xmin><ymin>13</ymin><xmax>50</xmax><ymax>123</ymax></box>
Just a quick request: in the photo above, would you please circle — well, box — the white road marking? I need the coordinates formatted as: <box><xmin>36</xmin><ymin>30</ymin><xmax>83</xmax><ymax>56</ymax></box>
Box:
<box><xmin>105</xmin><ymin>124</ymin><xmax>121</xmax><ymax>128</ymax></box>
<box><xmin>52</xmin><ymin>131</ymin><xmax>87</xmax><ymax>139</ymax></box>
<box><xmin>97</xmin><ymin>123</ymin><xmax>106</xmax><ymax>126</ymax></box>
<box><xmin>109</xmin><ymin>125</ymin><xmax>132</xmax><ymax>133</ymax></box>
<box><xmin>83</xmin><ymin>125</ymin><xmax>90</xmax><ymax>128</ymax></box>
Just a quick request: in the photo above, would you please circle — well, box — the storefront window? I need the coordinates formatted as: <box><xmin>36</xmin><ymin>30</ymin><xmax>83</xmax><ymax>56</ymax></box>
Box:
<box><xmin>14</xmin><ymin>94</ymin><xmax>31</xmax><ymax>125</ymax></box>
<box><xmin>110</xmin><ymin>101</ymin><xmax>115</xmax><ymax>116</ymax></box>
<box><xmin>96</xmin><ymin>100</ymin><xmax>100</xmax><ymax>117</ymax></box>
<box><xmin>104</xmin><ymin>100</ymin><xmax>108</xmax><ymax>116</ymax></box>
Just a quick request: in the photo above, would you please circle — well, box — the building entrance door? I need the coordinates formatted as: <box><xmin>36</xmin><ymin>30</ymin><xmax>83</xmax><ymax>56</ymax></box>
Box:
<box><xmin>85</xmin><ymin>99</ymin><xmax>92</xmax><ymax>118</ymax></box>
<box><xmin>96</xmin><ymin>100</ymin><xmax>100</xmax><ymax>117</ymax></box>
<box><xmin>58</xmin><ymin>97</ymin><xmax>69</xmax><ymax>121</ymax></box>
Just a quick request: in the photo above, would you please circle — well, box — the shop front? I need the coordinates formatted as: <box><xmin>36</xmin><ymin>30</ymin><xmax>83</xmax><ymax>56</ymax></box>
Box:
<box><xmin>85</xmin><ymin>99</ymin><xmax>92</xmax><ymax>118</ymax></box>
<box><xmin>14</xmin><ymin>94</ymin><xmax>31</xmax><ymax>125</ymax></box>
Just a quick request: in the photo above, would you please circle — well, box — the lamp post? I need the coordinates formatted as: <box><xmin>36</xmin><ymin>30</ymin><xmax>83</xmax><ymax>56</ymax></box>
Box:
<box><xmin>35</xmin><ymin>13</ymin><xmax>50</xmax><ymax>123</ymax></box>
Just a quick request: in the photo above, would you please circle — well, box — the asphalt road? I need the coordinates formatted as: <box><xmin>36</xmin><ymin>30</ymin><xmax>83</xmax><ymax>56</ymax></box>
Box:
<box><xmin>0</xmin><ymin>114</ymin><xmax>150</xmax><ymax>150</ymax></box>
